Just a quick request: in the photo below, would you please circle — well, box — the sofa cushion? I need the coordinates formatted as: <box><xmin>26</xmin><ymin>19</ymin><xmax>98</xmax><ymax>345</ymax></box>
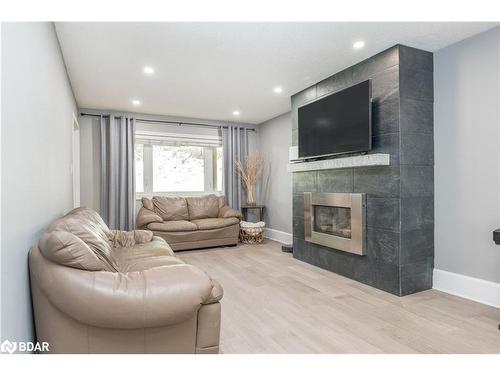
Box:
<box><xmin>113</xmin><ymin>238</ymin><xmax>181</xmax><ymax>272</ymax></box>
<box><xmin>39</xmin><ymin>230</ymin><xmax>109</xmax><ymax>271</ymax></box>
<box><xmin>141</xmin><ymin>197</ymin><xmax>154</xmax><ymax>211</ymax></box>
<box><xmin>111</xmin><ymin>229</ymin><xmax>154</xmax><ymax>247</ymax></box>
<box><xmin>136</xmin><ymin>207</ymin><xmax>163</xmax><ymax>227</ymax></box>
<box><xmin>186</xmin><ymin>195</ymin><xmax>219</xmax><ymax>220</ymax></box>
<box><xmin>191</xmin><ymin>217</ymin><xmax>240</xmax><ymax>230</ymax></box>
<box><xmin>218</xmin><ymin>196</ymin><xmax>225</xmax><ymax>208</ymax></box>
<box><xmin>115</xmin><ymin>236</ymin><xmax>175</xmax><ymax>256</ymax></box>
<box><xmin>68</xmin><ymin>207</ymin><xmax>113</xmax><ymax>237</ymax></box>
<box><xmin>152</xmin><ymin>196</ymin><xmax>189</xmax><ymax>221</ymax></box>
<box><xmin>46</xmin><ymin>208</ymin><xmax>117</xmax><ymax>271</ymax></box>
<box><xmin>116</xmin><ymin>254</ymin><xmax>184</xmax><ymax>273</ymax></box>
<box><xmin>148</xmin><ymin>220</ymin><xmax>198</xmax><ymax>232</ymax></box>
<box><xmin>218</xmin><ymin>206</ymin><xmax>242</xmax><ymax>219</ymax></box>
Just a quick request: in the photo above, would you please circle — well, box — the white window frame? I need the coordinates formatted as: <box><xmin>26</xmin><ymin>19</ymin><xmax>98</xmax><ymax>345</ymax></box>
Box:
<box><xmin>135</xmin><ymin>139</ymin><xmax>223</xmax><ymax>199</ymax></box>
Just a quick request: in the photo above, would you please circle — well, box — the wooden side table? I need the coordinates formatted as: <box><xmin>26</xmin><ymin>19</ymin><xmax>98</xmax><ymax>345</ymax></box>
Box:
<box><xmin>240</xmin><ymin>205</ymin><xmax>265</xmax><ymax>222</ymax></box>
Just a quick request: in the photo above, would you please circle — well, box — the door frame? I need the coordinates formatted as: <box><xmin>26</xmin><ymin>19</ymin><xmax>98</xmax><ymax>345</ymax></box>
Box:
<box><xmin>72</xmin><ymin>113</ymin><xmax>81</xmax><ymax>208</ymax></box>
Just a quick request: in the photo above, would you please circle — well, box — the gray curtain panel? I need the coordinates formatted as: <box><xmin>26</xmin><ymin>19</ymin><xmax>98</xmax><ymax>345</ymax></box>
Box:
<box><xmin>221</xmin><ymin>125</ymin><xmax>249</xmax><ymax>210</ymax></box>
<box><xmin>100</xmin><ymin>115</ymin><xmax>136</xmax><ymax>230</ymax></box>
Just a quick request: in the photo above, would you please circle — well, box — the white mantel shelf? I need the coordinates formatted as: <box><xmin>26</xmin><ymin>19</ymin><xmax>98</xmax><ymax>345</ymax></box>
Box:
<box><xmin>287</xmin><ymin>153</ymin><xmax>390</xmax><ymax>173</ymax></box>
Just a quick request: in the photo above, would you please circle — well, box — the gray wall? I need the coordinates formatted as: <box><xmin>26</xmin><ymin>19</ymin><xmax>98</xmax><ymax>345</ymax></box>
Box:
<box><xmin>1</xmin><ymin>23</ymin><xmax>78</xmax><ymax>342</ymax></box>
<box><xmin>257</xmin><ymin>112</ymin><xmax>293</xmax><ymax>234</ymax></box>
<box><xmin>434</xmin><ymin>27</ymin><xmax>500</xmax><ymax>283</ymax></box>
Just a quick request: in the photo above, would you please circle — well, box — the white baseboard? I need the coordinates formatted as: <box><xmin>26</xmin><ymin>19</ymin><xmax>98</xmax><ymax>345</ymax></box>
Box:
<box><xmin>433</xmin><ymin>269</ymin><xmax>500</xmax><ymax>308</ymax></box>
<box><xmin>264</xmin><ymin>227</ymin><xmax>293</xmax><ymax>244</ymax></box>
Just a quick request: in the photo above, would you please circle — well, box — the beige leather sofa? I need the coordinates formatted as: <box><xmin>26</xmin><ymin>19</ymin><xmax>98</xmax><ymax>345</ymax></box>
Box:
<box><xmin>29</xmin><ymin>207</ymin><xmax>223</xmax><ymax>354</ymax></box>
<box><xmin>137</xmin><ymin>195</ymin><xmax>241</xmax><ymax>251</ymax></box>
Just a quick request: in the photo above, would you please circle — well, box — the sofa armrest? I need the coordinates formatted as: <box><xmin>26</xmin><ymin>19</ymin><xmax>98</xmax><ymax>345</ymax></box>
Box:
<box><xmin>218</xmin><ymin>205</ymin><xmax>241</xmax><ymax>219</ymax></box>
<box><xmin>111</xmin><ymin>229</ymin><xmax>154</xmax><ymax>247</ymax></box>
<box><xmin>204</xmin><ymin>278</ymin><xmax>224</xmax><ymax>304</ymax></box>
<box><xmin>136</xmin><ymin>207</ymin><xmax>163</xmax><ymax>227</ymax></box>
<box><xmin>29</xmin><ymin>245</ymin><xmax>223</xmax><ymax>329</ymax></box>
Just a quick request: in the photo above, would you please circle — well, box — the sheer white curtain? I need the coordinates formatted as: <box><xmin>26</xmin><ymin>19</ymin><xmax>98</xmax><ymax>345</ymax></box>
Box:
<box><xmin>100</xmin><ymin>115</ymin><xmax>136</xmax><ymax>230</ymax></box>
<box><xmin>221</xmin><ymin>125</ymin><xmax>249</xmax><ymax>210</ymax></box>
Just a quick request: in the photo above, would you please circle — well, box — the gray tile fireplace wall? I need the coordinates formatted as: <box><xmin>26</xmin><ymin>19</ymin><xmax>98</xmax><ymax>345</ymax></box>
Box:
<box><xmin>291</xmin><ymin>45</ymin><xmax>434</xmax><ymax>296</ymax></box>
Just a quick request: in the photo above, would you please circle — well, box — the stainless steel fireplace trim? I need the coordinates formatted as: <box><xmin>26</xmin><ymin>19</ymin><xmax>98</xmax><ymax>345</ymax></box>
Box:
<box><xmin>304</xmin><ymin>192</ymin><xmax>366</xmax><ymax>256</ymax></box>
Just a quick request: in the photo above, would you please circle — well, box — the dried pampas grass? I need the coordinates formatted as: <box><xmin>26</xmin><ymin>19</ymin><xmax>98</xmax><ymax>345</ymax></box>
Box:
<box><xmin>234</xmin><ymin>152</ymin><xmax>264</xmax><ymax>205</ymax></box>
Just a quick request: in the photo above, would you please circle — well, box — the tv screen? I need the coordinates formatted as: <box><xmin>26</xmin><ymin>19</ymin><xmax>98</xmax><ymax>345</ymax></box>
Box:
<box><xmin>298</xmin><ymin>79</ymin><xmax>372</xmax><ymax>159</ymax></box>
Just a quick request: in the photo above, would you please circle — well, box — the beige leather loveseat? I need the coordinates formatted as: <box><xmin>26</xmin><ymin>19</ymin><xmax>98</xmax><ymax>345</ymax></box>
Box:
<box><xmin>137</xmin><ymin>195</ymin><xmax>241</xmax><ymax>251</ymax></box>
<box><xmin>29</xmin><ymin>207</ymin><xmax>223</xmax><ymax>354</ymax></box>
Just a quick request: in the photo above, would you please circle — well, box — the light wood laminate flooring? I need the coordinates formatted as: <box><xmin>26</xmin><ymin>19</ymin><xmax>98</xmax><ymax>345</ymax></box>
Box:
<box><xmin>179</xmin><ymin>240</ymin><xmax>500</xmax><ymax>354</ymax></box>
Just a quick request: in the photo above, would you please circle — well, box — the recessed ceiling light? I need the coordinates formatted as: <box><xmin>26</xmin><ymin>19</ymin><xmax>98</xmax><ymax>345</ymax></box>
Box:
<box><xmin>132</xmin><ymin>99</ymin><xmax>141</xmax><ymax>106</ymax></box>
<box><xmin>273</xmin><ymin>87</ymin><xmax>283</xmax><ymax>94</ymax></box>
<box><xmin>233</xmin><ymin>110</ymin><xmax>240</xmax><ymax>116</ymax></box>
<box><xmin>353</xmin><ymin>41</ymin><xmax>365</xmax><ymax>50</ymax></box>
<box><xmin>143</xmin><ymin>66</ymin><xmax>155</xmax><ymax>75</ymax></box>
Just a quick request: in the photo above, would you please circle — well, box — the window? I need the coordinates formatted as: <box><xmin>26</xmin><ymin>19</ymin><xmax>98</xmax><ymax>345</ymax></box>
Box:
<box><xmin>216</xmin><ymin>147</ymin><xmax>223</xmax><ymax>192</ymax></box>
<box><xmin>135</xmin><ymin>129</ymin><xmax>223</xmax><ymax>196</ymax></box>
<box><xmin>152</xmin><ymin>145</ymin><xmax>205</xmax><ymax>192</ymax></box>
<box><xmin>135</xmin><ymin>143</ymin><xmax>144</xmax><ymax>193</ymax></box>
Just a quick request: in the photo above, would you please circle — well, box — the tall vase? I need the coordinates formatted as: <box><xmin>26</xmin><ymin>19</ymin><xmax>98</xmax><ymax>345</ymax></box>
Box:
<box><xmin>246</xmin><ymin>184</ymin><xmax>256</xmax><ymax>206</ymax></box>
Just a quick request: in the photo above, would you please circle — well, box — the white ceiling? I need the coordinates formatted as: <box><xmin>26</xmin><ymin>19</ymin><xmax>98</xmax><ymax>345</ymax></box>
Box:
<box><xmin>55</xmin><ymin>22</ymin><xmax>498</xmax><ymax>124</ymax></box>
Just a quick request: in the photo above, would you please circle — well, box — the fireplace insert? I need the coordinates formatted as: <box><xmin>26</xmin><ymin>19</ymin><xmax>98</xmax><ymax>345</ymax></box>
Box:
<box><xmin>304</xmin><ymin>192</ymin><xmax>366</xmax><ymax>255</ymax></box>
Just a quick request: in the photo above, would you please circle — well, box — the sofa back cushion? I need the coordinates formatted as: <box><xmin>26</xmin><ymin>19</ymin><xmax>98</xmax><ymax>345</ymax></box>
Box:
<box><xmin>39</xmin><ymin>230</ymin><xmax>109</xmax><ymax>271</ymax></box>
<box><xmin>141</xmin><ymin>197</ymin><xmax>154</xmax><ymax>211</ymax></box>
<box><xmin>152</xmin><ymin>196</ymin><xmax>189</xmax><ymax>221</ymax></box>
<box><xmin>186</xmin><ymin>195</ymin><xmax>219</xmax><ymax>220</ymax></box>
<box><xmin>218</xmin><ymin>196</ymin><xmax>226</xmax><ymax>208</ymax></box>
<box><xmin>43</xmin><ymin>207</ymin><xmax>118</xmax><ymax>271</ymax></box>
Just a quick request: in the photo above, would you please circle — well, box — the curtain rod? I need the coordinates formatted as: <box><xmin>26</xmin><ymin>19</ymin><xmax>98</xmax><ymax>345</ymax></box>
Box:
<box><xmin>79</xmin><ymin>112</ymin><xmax>256</xmax><ymax>132</ymax></box>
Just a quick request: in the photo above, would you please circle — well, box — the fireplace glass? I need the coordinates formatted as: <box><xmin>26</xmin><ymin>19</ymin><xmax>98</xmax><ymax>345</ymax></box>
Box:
<box><xmin>313</xmin><ymin>205</ymin><xmax>352</xmax><ymax>239</ymax></box>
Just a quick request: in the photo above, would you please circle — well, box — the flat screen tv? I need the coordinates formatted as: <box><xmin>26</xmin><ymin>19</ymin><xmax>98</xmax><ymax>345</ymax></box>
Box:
<box><xmin>298</xmin><ymin>79</ymin><xmax>372</xmax><ymax>159</ymax></box>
